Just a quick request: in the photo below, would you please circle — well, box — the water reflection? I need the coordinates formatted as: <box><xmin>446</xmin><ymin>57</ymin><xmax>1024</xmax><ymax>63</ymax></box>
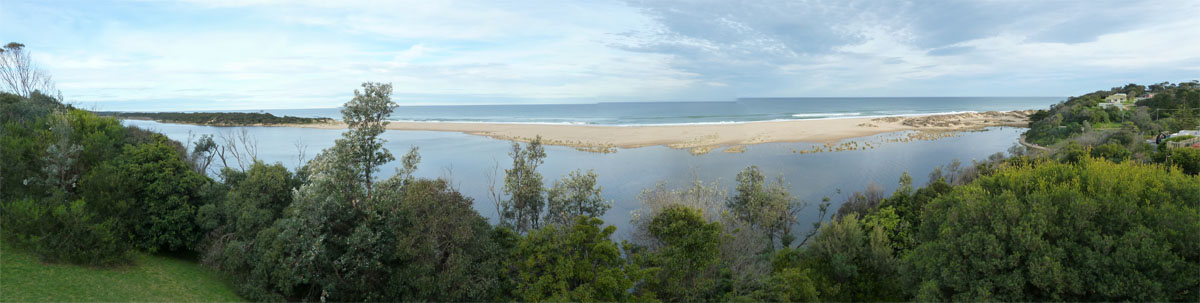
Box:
<box><xmin>123</xmin><ymin>120</ymin><xmax>1024</xmax><ymax>238</ymax></box>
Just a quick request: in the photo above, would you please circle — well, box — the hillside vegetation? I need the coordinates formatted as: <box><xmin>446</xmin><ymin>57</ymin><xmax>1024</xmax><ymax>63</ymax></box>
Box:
<box><xmin>2</xmin><ymin>41</ymin><xmax>1198</xmax><ymax>302</ymax></box>
<box><xmin>4</xmin><ymin>80</ymin><xmax>1198</xmax><ymax>302</ymax></box>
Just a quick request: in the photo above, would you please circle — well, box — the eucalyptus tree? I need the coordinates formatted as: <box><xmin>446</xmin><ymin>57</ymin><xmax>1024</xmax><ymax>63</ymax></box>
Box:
<box><xmin>728</xmin><ymin>166</ymin><xmax>806</xmax><ymax>249</ymax></box>
<box><xmin>339</xmin><ymin>82</ymin><xmax>398</xmax><ymax>202</ymax></box>
<box><xmin>0</xmin><ymin>42</ymin><xmax>56</xmax><ymax>97</ymax></box>
<box><xmin>500</xmin><ymin>137</ymin><xmax>547</xmax><ymax>233</ymax></box>
<box><xmin>544</xmin><ymin>169</ymin><xmax>609</xmax><ymax>226</ymax></box>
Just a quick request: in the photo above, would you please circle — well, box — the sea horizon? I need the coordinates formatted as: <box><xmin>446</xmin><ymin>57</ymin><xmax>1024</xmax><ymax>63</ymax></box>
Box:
<box><xmin>108</xmin><ymin>96</ymin><xmax>1064</xmax><ymax>126</ymax></box>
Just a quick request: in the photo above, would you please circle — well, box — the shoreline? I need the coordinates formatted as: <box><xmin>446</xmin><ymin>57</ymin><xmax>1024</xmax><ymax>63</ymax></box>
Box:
<box><xmin>275</xmin><ymin>110</ymin><xmax>1034</xmax><ymax>154</ymax></box>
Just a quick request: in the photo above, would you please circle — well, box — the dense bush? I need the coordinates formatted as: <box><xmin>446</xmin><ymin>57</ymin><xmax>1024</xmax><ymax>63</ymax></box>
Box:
<box><xmin>2</xmin><ymin>198</ymin><xmax>130</xmax><ymax>265</ymax></box>
<box><xmin>905</xmin><ymin>158</ymin><xmax>1200</xmax><ymax>301</ymax></box>
<box><xmin>630</xmin><ymin>205</ymin><xmax>724</xmax><ymax>302</ymax></box>
<box><xmin>1091</xmin><ymin>142</ymin><xmax>1131</xmax><ymax>162</ymax></box>
<box><xmin>510</xmin><ymin>216</ymin><xmax>644</xmax><ymax>302</ymax></box>
<box><xmin>1</xmin><ymin>92</ymin><xmax>195</xmax><ymax>264</ymax></box>
<box><xmin>1153</xmin><ymin>147</ymin><xmax>1200</xmax><ymax>175</ymax></box>
<box><xmin>79</xmin><ymin>134</ymin><xmax>211</xmax><ymax>252</ymax></box>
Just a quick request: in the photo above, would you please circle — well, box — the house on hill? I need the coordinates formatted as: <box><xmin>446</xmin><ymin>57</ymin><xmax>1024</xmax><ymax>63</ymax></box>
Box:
<box><xmin>1106</xmin><ymin>93</ymin><xmax>1127</xmax><ymax>103</ymax></box>
<box><xmin>1099</xmin><ymin>93</ymin><xmax>1128</xmax><ymax>109</ymax></box>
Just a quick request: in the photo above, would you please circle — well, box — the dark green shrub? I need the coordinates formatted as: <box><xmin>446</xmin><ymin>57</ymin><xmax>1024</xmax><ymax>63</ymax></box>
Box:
<box><xmin>2</xmin><ymin>199</ymin><xmax>131</xmax><ymax>265</ymax></box>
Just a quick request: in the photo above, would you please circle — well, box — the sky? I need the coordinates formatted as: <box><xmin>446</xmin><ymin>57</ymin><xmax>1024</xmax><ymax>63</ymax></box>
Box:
<box><xmin>2</xmin><ymin>0</ymin><xmax>1199</xmax><ymax>111</ymax></box>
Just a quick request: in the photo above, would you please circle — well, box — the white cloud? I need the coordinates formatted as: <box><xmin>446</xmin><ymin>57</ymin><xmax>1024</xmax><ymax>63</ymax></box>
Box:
<box><xmin>3</xmin><ymin>0</ymin><xmax>1199</xmax><ymax>110</ymax></box>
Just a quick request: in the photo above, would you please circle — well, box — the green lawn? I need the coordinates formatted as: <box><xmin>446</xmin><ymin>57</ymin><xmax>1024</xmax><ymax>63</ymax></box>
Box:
<box><xmin>1</xmin><ymin>241</ymin><xmax>243</xmax><ymax>302</ymax></box>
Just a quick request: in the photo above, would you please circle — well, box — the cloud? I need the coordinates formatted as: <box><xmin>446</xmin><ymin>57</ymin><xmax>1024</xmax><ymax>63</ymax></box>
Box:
<box><xmin>617</xmin><ymin>0</ymin><xmax>1200</xmax><ymax>96</ymax></box>
<box><xmin>1</xmin><ymin>0</ymin><xmax>1198</xmax><ymax>110</ymax></box>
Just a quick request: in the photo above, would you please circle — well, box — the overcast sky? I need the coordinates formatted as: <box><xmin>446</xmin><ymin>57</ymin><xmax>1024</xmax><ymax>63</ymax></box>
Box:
<box><xmin>3</xmin><ymin>0</ymin><xmax>1199</xmax><ymax>110</ymax></box>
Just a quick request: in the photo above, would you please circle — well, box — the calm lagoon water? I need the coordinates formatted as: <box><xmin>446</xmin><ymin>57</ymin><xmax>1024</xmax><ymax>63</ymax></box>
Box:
<box><xmin>124</xmin><ymin>120</ymin><xmax>1025</xmax><ymax>238</ymax></box>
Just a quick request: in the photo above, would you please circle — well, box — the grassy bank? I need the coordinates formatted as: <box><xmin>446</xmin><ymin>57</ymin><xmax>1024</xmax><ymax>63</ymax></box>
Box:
<box><xmin>1</xmin><ymin>240</ymin><xmax>243</xmax><ymax>302</ymax></box>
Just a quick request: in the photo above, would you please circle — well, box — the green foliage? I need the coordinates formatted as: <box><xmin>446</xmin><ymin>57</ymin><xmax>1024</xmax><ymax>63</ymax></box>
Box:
<box><xmin>545</xmin><ymin>169</ymin><xmax>610</xmax><ymax>226</ymax></box>
<box><xmin>196</xmin><ymin>161</ymin><xmax>297</xmax><ymax>298</ymax></box>
<box><xmin>2</xmin><ymin>199</ymin><xmax>130</xmax><ymax>265</ymax></box>
<box><xmin>631</xmin><ymin>205</ymin><xmax>724</xmax><ymax>302</ymax></box>
<box><xmin>728</xmin><ymin>166</ymin><xmax>803</xmax><ymax>249</ymax></box>
<box><xmin>500</xmin><ymin>137</ymin><xmax>547</xmax><ymax>234</ymax></box>
<box><xmin>863</xmin><ymin>172</ymin><xmax>953</xmax><ymax>252</ymax></box>
<box><xmin>217</xmin><ymin>83</ymin><xmax>508</xmax><ymax>301</ymax></box>
<box><xmin>1090</xmin><ymin>142</ymin><xmax>1131</xmax><ymax>163</ymax></box>
<box><xmin>94</xmin><ymin>111</ymin><xmax>334</xmax><ymax>126</ymax></box>
<box><xmin>339</xmin><ymin>82</ymin><xmax>397</xmax><ymax>197</ymax></box>
<box><xmin>1025</xmin><ymin>82</ymin><xmax>1198</xmax><ymax>145</ymax></box>
<box><xmin>1153</xmin><ymin>146</ymin><xmax>1200</xmax><ymax>175</ymax></box>
<box><xmin>803</xmin><ymin>214</ymin><xmax>903</xmax><ymax>302</ymax></box>
<box><xmin>0</xmin><ymin>96</ymin><xmax>58</xmax><ymax>200</ymax></box>
<box><xmin>79</xmin><ymin>134</ymin><xmax>211</xmax><ymax>252</ymax></box>
<box><xmin>510</xmin><ymin>216</ymin><xmax>645</xmax><ymax>302</ymax></box>
<box><xmin>2</xmin><ymin>93</ymin><xmax>211</xmax><ymax>264</ymax></box>
<box><xmin>905</xmin><ymin>158</ymin><xmax>1200</xmax><ymax>301</ymax></box>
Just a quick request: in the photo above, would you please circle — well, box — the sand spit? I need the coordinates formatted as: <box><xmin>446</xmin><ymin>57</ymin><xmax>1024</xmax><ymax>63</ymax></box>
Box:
<box><xmin>279</xmin><ymin>110</ymin><xmax>1034</xmax><ymax>154</ymax></box>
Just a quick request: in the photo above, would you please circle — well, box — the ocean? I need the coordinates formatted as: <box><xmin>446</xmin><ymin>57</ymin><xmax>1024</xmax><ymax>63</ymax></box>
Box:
<box><xmin>202</xmin><ymin>97</ymin><xmax>1062</xmax><ymax>125</ymax></box>
<box><xmin>124</xmin><ymin>98</ymin><xmax>1042</xmax><ymax>238</ymax></box>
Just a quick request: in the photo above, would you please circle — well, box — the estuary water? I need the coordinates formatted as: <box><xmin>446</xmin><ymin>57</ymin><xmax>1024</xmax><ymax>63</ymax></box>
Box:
<box><xmin>124</xmin><ymin>119</ymin><xmax>1027</xmax><ymax>238</ymax></box>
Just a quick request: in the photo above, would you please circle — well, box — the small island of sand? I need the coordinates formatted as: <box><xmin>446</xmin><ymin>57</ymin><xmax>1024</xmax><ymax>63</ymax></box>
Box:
<box><xmin>284</xmin><ymin>110</ymin><xmax>1034</xmax><ymax>154</ymax></box>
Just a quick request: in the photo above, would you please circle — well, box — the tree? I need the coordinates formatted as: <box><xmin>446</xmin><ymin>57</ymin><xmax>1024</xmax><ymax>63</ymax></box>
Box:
<box><xmin>190</xmin><ymin>134</ymin><xmax>218</xmax><ymax>174</ymax></box>
<box><xmin>905</xmin><ymin>158</ymin><xmax>1200</xmax><ymax>301</ymax></box>
<box><xmin>1176</xmin><ymin>102</ymin><xmax>1197</xmax><ymax>131</ymax></box>
<box><xmin>500</xmin><ymin>137</ymin><xmax>547</xmax><ymax>234</ymax></box>
<box><xmin>728</xmin><ymin>166</ymin><xmax>805</xmax><ymax>249</ymax></box>
<box><xmin>544</xmin><ymin>169</ymin><xmax>610</xmax><ymax>226</ymax></box>
<box><xmin>339</xmin><ymin>82</ymin><xmax>397</xmax><ymax>202</ymax></box>
<box><xmin>509</xmin><ymin>216</ymin><xmax>645</xmax><ymax>302</ymax></box>
<box><xmin>216</xmin><ymin>82</ymin><xmax>509</xmax><ymax>302</ymax></box>
<box><xmin>631</xmin><ymin>205</ymin><xmax>724</xmax><ymax>302</ymax></box>
<box><xmin>0</xmin><ymin>42</ymin><xmax>56</xmax><ymax>98</ymax></box>
<box><xmin>802</xmin><ymin>213</ymin><xmax>903</xmax><ymax>302</ymax></box>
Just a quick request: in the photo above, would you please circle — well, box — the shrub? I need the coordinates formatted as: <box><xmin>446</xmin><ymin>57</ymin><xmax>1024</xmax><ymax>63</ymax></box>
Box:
<box><xmin>79</xmin><ymin>134</ymin><xmax>211</xmax><ymax>252</ymax></box>
<box><xmin>1090</xmin><ymin>142</ymin><xmax>1131</xmax><ymax>163</ymax></box>
<box><xmin>1</xmin><ymin>199</ymin><xmax>131</xmax><ymax>265</ymax></box>
<box><xmin>905</xmin><ymin>158</ymin><xmax>1200</xmax><ymax>301</ymax></box>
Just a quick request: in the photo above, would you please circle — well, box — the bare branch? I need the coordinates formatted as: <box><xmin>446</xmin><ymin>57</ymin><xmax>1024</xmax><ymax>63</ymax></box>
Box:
<box><xmin>0</xmin><ymin>42</ymin><xmax>56</xmax><ymax>97</ymax></box>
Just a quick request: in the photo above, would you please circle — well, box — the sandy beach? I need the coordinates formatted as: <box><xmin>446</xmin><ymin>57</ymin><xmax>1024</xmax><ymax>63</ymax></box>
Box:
<box><xmin>282</xmin><ymin>110</ymin><xmax>1034</xmax><ymax>154</ymax></box>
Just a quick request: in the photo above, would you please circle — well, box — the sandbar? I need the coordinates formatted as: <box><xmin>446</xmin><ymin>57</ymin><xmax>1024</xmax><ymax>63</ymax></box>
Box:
<box><xmin>283</xmin><ymin>110</ymin><xmax>1034</xmax><ymax>154</ymax></box>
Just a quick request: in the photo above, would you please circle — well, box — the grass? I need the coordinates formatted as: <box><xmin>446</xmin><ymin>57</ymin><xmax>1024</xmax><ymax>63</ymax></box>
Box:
<box><xmin>1092</xmin><ymin>121</ymin><xmax>1122</xmax><ymax>129</ymax></box>
<box><xmin>1</xmin><ymin>240</ymin><xmax>243</xmax><ymax>302</ymax></box>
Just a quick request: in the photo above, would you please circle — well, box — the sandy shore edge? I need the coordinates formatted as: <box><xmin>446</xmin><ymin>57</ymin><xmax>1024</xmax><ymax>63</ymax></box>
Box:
<box><xmin>276</xmin><ymin>110</ymin><xmax>1034</xmax><ymax>154</ymax></box>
